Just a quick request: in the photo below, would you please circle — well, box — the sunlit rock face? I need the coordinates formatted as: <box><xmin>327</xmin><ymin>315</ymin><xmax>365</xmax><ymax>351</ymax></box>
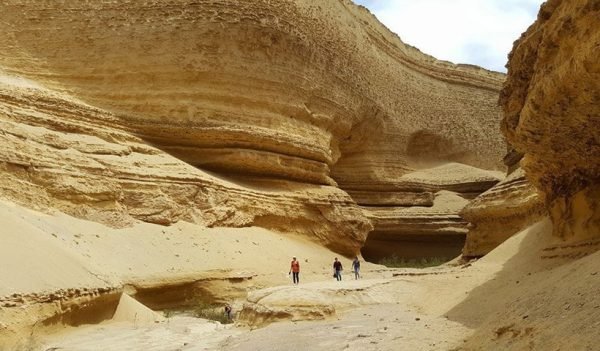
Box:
<box><xmin>0</xmin><ymin>0</ymin><xmax>507</xmax><ymax>256</ymax></box>
<box><xmin>0</xmin><ymin>78</ymin><xmax>370</xmax><ymax>255</ymax></box>
<box><xmin>500</xmin><ymin>0</ymin><xmax>600</xmax><ymax>242</ymax></box>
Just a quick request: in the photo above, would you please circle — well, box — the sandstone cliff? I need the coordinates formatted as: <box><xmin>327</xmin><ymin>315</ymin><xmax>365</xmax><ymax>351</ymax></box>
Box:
<box><xmin>461</xmin><ymin>168</ymin><xmax>545</xmax><ymax>257</ymax></box>
<box><xmin>0</xmin><ymin>0</ymin><xmax>505</xmax><ymax>257</ymax></box>
<box><xmin>463</xmin><ymin>0</ymin><xmax>599</xmax><ymax>257</ymax></box>
<box><xmin>452</xmin><ymin>2</ymin><xmax>600</xmax><ymax>348</ymax></box>
<box><xmin>0</xmin><ymin>75</ymin><xmax>369</xmax><ymax>256</ymax></box>
<box><xmin>362</xmin><ymin>164</ymin><xmax>502</xmax><ymax>261</ymax></box>
<box><xmin>500</xmin><ymin>0</ymin><xmax>600</xmax><ymax>242</ymax></box>
<box><xmin>1</xmin><ymin>1</ymin><xmax>599</xmax><ymax>350</ymax></box>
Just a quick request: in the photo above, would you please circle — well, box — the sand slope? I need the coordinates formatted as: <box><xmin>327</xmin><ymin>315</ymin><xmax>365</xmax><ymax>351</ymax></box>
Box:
<box><xmin>0</xmin><ymin>198</ymin><xmax>386</xmax><ymax>348</ymax></box>
<box><xmin>2</xmin><ymin>198</ymin><xmax>598</xmax><ymax>350</ymax></box>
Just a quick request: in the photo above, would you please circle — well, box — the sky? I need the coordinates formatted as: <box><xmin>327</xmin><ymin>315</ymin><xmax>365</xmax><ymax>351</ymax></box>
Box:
<box><xmin>353</xmin><ymin>0</ymin><xmax>545</xmax><ymax>72</ymax></box>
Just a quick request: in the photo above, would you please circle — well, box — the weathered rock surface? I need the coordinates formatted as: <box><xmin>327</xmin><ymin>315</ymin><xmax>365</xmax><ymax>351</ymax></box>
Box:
<box><xmin>360</xmin><ymin>164</ymin><xmax>503</xmax><ymax>261</ymax></box>
<box><xmin>362</xmin><ymin>191</ymin><xmax>470</xmax><ymax>261</ymax></box>
<box><xmin>0</xmin><ymin>77</ymin><xmax>370</xmax><ymax>255</ymax></box>
<box><xmin>239</xmin><ymin>279</ymin><xmax>396</xmax><ymax>326</ymax></box>
<box><xmin>0</xmin><ymin>0</ymin><xmax>506</xmax><ymax>257</ymax></box>
<box><xmin>0</xmin><ymin>0</ymin><xmax>505</xmax><ymax>182</ymax></box>
<box><xmin>500</xmin><ymin>0</ymin><xmax>600</xmax><ymax>242</ymax></box>
<box><xmin>462</xmin><ymin>168</ymin><xmax>545</xmax><ymax>257</ymax></box>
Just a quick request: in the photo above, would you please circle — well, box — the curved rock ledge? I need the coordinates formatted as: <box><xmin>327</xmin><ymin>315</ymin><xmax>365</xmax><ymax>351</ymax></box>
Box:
<box><xmin>362</xmin><ymin>191</ymin><xmax>472</xmax><ymax>261</ymax></box>
<box><xmin>0</xmin><ymin>0</ymin><xmax>505</xmax><ymax>184</ymax></box>
<box><xmin>462</xmin><ymin>168</ymin><xmax>545</xmax><ymax>257</ymax></box>
<box><xmin>0</xmin><ymin>0</ymin><xmax>506</xmax><ymax>257</ymax></box>
<box><xmin>355</xmin><ymin>164</ymin><xmax>501</xmax><ymax>260</ymax></box>
<box><xmin>0</xmin><ymin>79</ymin><xmax>370</xmax><ymax>255</ymax></box>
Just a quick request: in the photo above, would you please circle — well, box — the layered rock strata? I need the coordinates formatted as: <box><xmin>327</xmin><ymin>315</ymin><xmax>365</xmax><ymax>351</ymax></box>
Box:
<box><xmin>362</xmin><ymin>191</ymin><xmax>471</xmax><ymax>261</ymax></box>
<box><xmin>0</xmin><ymin>0</ymin><xmax>506</xmax><ymax>258</ymax></box>
<box><xmin>0</xmin><ymin>76</ymin><xmax>370</xmax><ymax>255</ymax></box>
<box><xmin>0</xmin><ymin>1</ymin><xmax>505</xmax><ymax>183</ymax></box>
<box><xmin>461</xmin><ymin>168</ymin><xmax>545</xmax><ymax>257</ymax></box>
<box><xmin>500</xmin><ymin>0</ymin><xmax>600</xmax><ymax>242</ymax></box>
<box><xmin>360</xmin><ymin>163</ymin><xmax>503</xmax><ymax>261</ymax></box>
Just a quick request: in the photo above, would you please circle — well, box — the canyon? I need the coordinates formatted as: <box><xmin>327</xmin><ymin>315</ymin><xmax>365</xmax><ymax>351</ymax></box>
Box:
<box><xmin>0</xmin><ymin>0</ymin><xmax>598</xmax><ymax>350</ymax></box>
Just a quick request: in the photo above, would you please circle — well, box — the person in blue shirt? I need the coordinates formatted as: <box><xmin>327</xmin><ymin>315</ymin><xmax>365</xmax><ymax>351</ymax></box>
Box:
<box><xmin>352</xmin><ymin>256</ymin><xmax>361</xmax><ymax>280</ymax></box>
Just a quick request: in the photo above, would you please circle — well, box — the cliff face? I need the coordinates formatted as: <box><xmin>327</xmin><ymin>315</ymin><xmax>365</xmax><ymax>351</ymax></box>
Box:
<box><xmin>0</xmin><ymin>77</ymin><xmax>370</xmax><ymax>255</ymax></box>
<box><xmin>461</xmin><ymin>168</ymin><xmax>545</xmax><ymax>257</ymax></box>
<box><xmin>362</xmin><ymin>163</ymin><xmax>502</xmax><ymax>261</ymax></box>
<box><xmin>0</xmin><ymin>0</ymin><xmax>506</xmax><ymax>256</ymax></box>
<box><xmin>501</xmin><ymin>0</ymin><xmax>600</xmax><ymax>242</ymax></box>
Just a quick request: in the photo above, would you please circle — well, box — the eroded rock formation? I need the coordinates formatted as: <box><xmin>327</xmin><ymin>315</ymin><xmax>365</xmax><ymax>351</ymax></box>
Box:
<box><xmin>361</xmin><ymin>164</ymin><xmax>503</xmax><ymax>261</ymax></box>
<box><xmin>0</xmin><ymin>0</ymin><xmax>506</xmax><ymax>257</ymax></box>
<box><xmin>461</xmin><ymin>168</ymin><xmax>545</xmax><ymax>257</ymax></box>
<box><xmin>500</xmin><ymin>0</ymin><xmax>600</xmax><ymax>242</ymax></box>
<box><xmin>0</xmin><ymin>77</ymin><xmax>370</xmax><ymax>255</ymax></box>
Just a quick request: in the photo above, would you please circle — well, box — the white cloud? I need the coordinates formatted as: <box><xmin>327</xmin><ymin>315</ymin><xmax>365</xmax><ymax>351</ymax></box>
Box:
<box><xmin>354</xmin><ymin>0</ymin><xmax>544</xmax><ymax>72</ymax></box>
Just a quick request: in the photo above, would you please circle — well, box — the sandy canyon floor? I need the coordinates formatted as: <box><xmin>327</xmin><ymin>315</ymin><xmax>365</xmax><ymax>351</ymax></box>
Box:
<box><xmin>2</xmin><ymin>200</ymin><xmax>599</xmax><ymax>351</ymax></box>
<box><xmin>35</xmin><ymin>271</ymin><xmax>479</xmax><ymax>351</ymax></box>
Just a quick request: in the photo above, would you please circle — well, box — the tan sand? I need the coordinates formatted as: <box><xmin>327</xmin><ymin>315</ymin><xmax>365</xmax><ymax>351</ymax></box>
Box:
<box><xmin>2</xmin><ymin>195</ymin><xmax>599</xmax><ymax>350</ymax></box>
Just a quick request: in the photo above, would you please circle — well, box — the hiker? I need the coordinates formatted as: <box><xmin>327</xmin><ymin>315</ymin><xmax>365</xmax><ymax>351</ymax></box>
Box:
<box><xmin>289</xmin><ymin>256</ymin><xmax>300</xmax><ymax>285</ymax></box>
<box><xmin>224</xmin><ymin>304</ymin><xmax>233</xmax><ymax>320</ymax></box>
<box><xmin>352</xmin><ymin>256</ymin><xmax>361</xmax><ymax>280</ymax></box>
<box><xmin>333</xmin><ymin>257</ymin><xmax>343</xmax><ymax>281</ymax></box>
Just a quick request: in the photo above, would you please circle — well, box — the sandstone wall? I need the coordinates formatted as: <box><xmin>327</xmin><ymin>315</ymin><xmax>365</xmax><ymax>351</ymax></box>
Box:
<box><xmin>500</xmin><ymin>0</ymin><xmax>600</xmax><ymax>242</ymax></box>
<box><xmin>361</xmin><ymin>164</ymin><xmax>503</xmax><ymax>261</ymax></box>
<box><xmin>0</xmin><ymin>0</ymin><xmax>507</xmax><ymax>256</ymax></box>
<box><xmin>461</xmin><ymin>168</ymin><xmax>545</xmax><ymax>257</ymax></box>
<box><xmin>0</xmin><ymin>76</ymin><xmax>370</xmax><ymax>255</ymax></box>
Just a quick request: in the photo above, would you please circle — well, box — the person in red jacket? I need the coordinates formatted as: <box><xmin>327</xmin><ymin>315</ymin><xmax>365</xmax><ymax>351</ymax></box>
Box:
<box><xmin>289</xmin><ymin>256</ymin><xmax>300</xmax><ymax>285</ymax></box>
